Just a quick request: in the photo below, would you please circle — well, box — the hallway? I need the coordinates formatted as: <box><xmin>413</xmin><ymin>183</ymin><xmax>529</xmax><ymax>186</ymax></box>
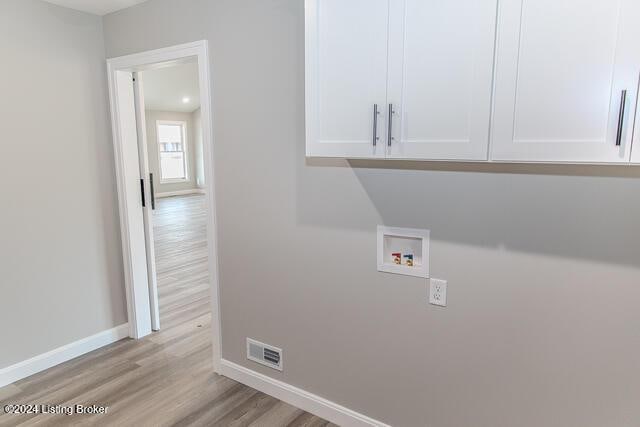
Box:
<box><xmin>153</xmin><ymin>194</ymin><xmax>210</xmax><ymax>331</ymax></box>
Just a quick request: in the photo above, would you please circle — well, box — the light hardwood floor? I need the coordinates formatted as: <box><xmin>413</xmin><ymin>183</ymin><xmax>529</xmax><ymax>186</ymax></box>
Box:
<box><xmin>0</xmin><ymin>194</ymin><xmax>335</xmax><ymax>427</ymax></box>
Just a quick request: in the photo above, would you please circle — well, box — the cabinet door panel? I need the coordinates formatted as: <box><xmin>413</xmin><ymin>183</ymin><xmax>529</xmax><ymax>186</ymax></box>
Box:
<box><xmin>492</xmin><ymin>0</ymin><xmax>640</xmax><ymax>163</ymax></box>
<box><xmin>632</xmin><ymin>84</ymin><xmax>640</xmax><ymax>164</ymax></box>
<box><xmin>305</xmin><ymin>0</ymin><xmax>388</xmax><ymax>158</ymax></box>
<box><xmin>387</xmin><ymin>0</ymin><xmax>498</xmax><ymax>160</ymax></box>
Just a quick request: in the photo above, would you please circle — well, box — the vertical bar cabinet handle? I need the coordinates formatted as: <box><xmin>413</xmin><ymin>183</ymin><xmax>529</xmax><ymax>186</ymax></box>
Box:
<box><xmin>616</xmin><ymin>90</ymin><xmax>627</xmax><ymax>146</ymax></box>
<box><xmin>372</xmin><ymin>104</ymin><xmax>379</xmax><ymax>146</ymax></box>
<box><xmin>149</xmin><ymin>173</ymin><xmax>156</xmax><ymax>210</ymax></box>
<box><xmin>140</xmin><ymin>178</ymin><xmax>146</xmax><ymax>207</ymax></box>
<box><xmin>388</xmin><ymin>104</ymin><xmax>394</xmax><ymax>147</ymax></box>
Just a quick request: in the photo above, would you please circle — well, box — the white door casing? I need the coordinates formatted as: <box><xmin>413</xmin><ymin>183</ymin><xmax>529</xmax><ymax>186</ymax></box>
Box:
<box><xmin>107</xmin><ymin>41</ymin><xmax>222</xmax><ymax>372</ymax></box>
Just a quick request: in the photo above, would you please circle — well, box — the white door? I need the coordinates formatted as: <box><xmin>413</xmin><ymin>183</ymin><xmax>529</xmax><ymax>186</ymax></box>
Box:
<box><xmin>305</xmin><ymin>0</ymin><xmax>389</xmax><ymax>158</ymax></box>
<box><xmin>387</xmin><ymin>0</ymin><xmax>497</xmax><ymax>160</ymax></box>
<box><xmin>491</xmin><ymin>0</ymin><xmax>640</xmax><ymax>163</ymax></box>
<box><xmin>114</xmin><ymin>71</ymin><xmax>153</xmax><ymax>338</ymax></box>
<box><xmin>133</xmin><ymin>73</ymin><xmax>160</xmax><ymax>331</ymax></box>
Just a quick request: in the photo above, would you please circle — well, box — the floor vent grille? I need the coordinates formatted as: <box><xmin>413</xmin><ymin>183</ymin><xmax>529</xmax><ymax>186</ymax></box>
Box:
<box><xmin>247</xmin><ymin>338</ymin><xmax>283</xmax><ymax>371</ymax></box>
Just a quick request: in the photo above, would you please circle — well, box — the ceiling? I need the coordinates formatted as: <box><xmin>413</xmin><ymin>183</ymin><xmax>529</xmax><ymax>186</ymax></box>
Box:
<box><xmin>42</xmin><ymin>0</ymin><xmax>148</xmax><ymax>15</ymax></box>
<box><xmin>142</xmin><ymin>62</ymin><xmax>201</xmax><ymax>113</ymax></box>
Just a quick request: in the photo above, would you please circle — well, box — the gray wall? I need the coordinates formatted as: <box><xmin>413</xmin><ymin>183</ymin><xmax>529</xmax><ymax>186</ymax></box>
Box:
<box><xmin>144</xmin><ymin>110</ymin><xmax>199</xmax><ymax>194</ymax></box>
<box><xmin>0</xmin><ymin>0</ymin><xmax>126</xmax><ymax>368</ymax></box>
<box><xmin>103</xmin><ymin>1</ymin><xmax>640</xmax><ymax>426</ymax></box>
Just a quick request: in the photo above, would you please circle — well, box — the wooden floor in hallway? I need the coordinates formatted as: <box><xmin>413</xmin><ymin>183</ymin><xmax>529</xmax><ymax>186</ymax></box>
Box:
<box><xmin>0</xmin><ymin>194</ymin><xmax>335</xmax><ymax>427</ymax></box>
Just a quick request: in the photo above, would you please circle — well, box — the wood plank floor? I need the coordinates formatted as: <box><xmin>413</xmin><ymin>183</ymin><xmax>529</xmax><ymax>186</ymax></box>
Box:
<box><xmin>0</xmin><ymin>194</ymin><xmax>335</xmax><ymax>427</ymax></box>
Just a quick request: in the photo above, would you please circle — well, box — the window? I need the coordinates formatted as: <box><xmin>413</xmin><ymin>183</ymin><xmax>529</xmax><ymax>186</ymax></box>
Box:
<box><xmin>157</xmin><ymin>121</ymin><xmax>188</xmax><ymax>182</ymax></box>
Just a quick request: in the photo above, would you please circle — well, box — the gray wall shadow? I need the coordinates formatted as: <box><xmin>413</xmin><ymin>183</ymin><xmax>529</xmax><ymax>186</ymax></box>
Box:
<box><xmin>296</xmin><ymin>155</ymin><xmax>640</xmax><ymax>269</ymax></box>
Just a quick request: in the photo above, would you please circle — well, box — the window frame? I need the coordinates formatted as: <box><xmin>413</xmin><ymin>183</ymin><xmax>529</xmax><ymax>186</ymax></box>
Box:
<box><xmin>156</xmin><ymin>120</ymin><xmax>190</xmax><ymax>184</ymax></box>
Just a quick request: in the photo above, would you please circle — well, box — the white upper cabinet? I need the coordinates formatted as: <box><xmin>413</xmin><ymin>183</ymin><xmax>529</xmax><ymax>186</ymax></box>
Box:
<box><xmin>386</xmin><ymin>0</ymin><xmax>498</xmax><ymax>160</ymax></box>
<box><xmin>491</xmin><ymin>0</ymin><xmax>640</xmax><ymax>163</ymax></box>
<box><xmin>305</xmin><ymin>0</ymin><xmax>389</xmax><ymax>158</ymax></box>
<box><xmin>305</xmin><ymin>0</ymin><xmax>640</xmax><ymax>164</ymax></box>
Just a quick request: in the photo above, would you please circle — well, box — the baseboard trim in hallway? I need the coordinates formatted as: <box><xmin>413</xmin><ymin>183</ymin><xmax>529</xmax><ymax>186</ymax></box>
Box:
<box><xmin>219</xmin><ymin>359</ymin><xmax>391</xmax><ymax>427</ymax></box>
<box><xmin>0</xmin><ymin>324</ymin><xmax>129</xmax><ymax>388</ymax></box>
<box><xmin>156</xmin><ymin>188</ymin><xmax>205</xmax><ymax>198</ymax></box>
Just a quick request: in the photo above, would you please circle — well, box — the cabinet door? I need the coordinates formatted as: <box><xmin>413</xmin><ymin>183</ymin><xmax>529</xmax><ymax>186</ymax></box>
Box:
<box><xmin>386</xmin><ymin>0</ymin><xmax>498</xmax><ymax>160</ymax></box>
<box><xmin>632</xmin><ymin>95</ymin><xmax>640</xmax><ymax>164</ymax></box>
<box><xmin>305</xmin><ymin>0</ymin><xmax>388</xmax><ymax>158</ymax></box>
<box><xmin>492</xmin><ymin>0</ymin><xmax>640</xmax><ymax>163</ymax></box>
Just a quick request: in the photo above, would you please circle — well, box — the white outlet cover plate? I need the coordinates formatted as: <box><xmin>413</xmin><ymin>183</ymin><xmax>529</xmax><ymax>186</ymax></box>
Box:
<box><xmin>429</xmin><ymin>279</ymin><xmax>447</xmax><ymax>307</ymax></box>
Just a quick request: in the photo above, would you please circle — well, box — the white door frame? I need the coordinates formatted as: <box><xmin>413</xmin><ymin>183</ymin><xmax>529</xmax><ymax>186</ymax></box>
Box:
<box><xmin>106</xmin><ymin>40</ymin><xmax>222</xmax><ymax>372</ymax></box>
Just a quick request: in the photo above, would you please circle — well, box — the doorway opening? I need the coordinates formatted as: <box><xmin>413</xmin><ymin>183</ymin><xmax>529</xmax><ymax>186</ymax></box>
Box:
<box><xmin>107</xmin><ymin>41</ymin><xmax>222</xmax><ymax>372</ymax></box>
<box><xmin>141</xmin><ymin>61</ymin><xmax>209</xmax><ymax>333</ymax></box>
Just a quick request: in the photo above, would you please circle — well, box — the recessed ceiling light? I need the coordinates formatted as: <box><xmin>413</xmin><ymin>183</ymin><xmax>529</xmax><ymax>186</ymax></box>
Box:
<box><xmin>182</xmin><ymin>97</ymin><xmax>190</xmax><ymax>104</ymax></box>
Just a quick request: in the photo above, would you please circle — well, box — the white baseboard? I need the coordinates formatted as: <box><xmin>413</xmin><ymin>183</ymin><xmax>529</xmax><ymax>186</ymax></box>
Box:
<box><xmin>0</xmin><ymin>324</ymin><xmax>129</xmax><ymax>388</ymax></box>
<box><xmin>156</xmin><ymin>188</ymin><xmax>205</xmax><ymax>198</ymax></box>
<box><xmin>219</xmin><ymin>359</ymin><xmax>390</xmax><ymax>427</ymax></box>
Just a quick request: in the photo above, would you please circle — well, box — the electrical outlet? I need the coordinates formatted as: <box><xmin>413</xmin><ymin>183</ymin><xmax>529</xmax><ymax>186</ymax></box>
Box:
<box><xmin>429</xmin><ymin>279</ymin><xmax>447</xmax><ymax>307</ymax></box>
